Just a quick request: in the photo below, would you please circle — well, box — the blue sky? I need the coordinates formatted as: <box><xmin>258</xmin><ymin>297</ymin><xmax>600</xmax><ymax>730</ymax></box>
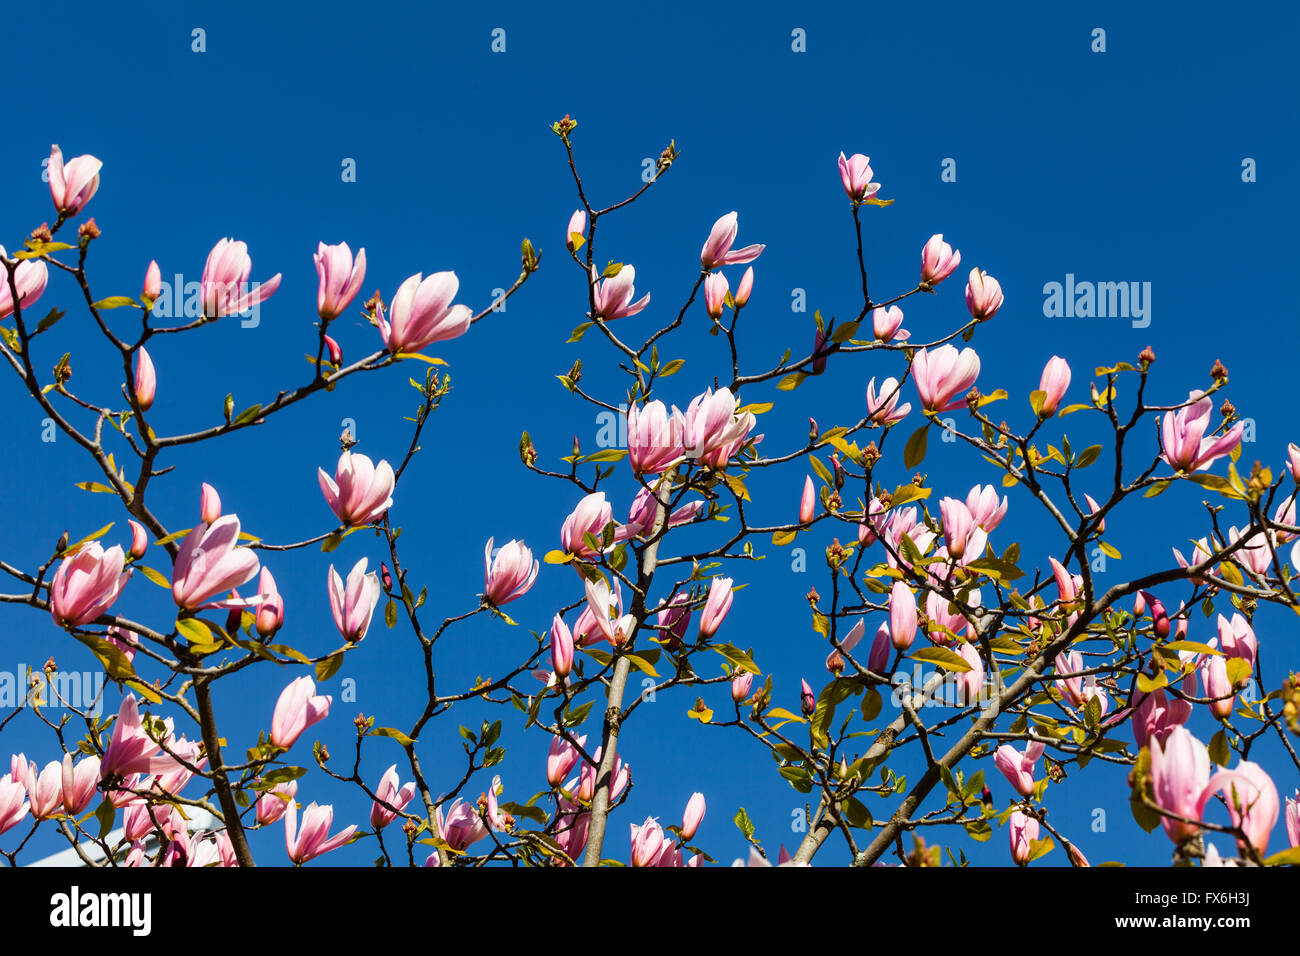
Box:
<box><xmin>1</xmin><ymin>1</ymin><xmax>1297</xmax><ymax>866</ymax></box>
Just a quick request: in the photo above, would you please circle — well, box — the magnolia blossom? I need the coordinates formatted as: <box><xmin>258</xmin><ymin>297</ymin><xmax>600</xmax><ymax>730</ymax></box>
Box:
<box><xmin>965</xmin><ymin>485</ymin><xmax>1008</xmax><ymax>531</ymax></box>
<box><xmin>285</xmin><ymin>800</ymin><xmax>356</xmax><ymax>864</ymax></box>
<box><xmin>621</xmin><ymin>486</ymin><xmax>703</xmax><ymax>540</ymax></box>
<box><xmin>920</xmin><ymin>234</ymin><xmax>961</xmax><ymax>286</ymax></box>
<box><xmin>1285</xmin><ymin>790</ymin><xmax>1299</xmax><ymax>848</ymax></box>
<box><xmin>171</xmin><ymin>514</ymin><xmax>259</xmax><ymax>610</ymax></box>
<box><xmin>1009</xmin><ymin>810</ymin><xmax>1039</xmax><ymax>865</ymax></box>
<box><xmin>1160</xmin><ymin>391</ymin><xmax>1245</xmax><ymax>473</ymax></box>
<box><xmin>314</xmin><ymin>241</ymin><xmax>366</xmax><ymax>321</ymax></box>
<box><xmin>734</xmin><ymin>267</ymin><xmax>754</xmax><ymax>307</ymax></box>
<box><xmin>370</xmin><ymin>765</ymin><xmax>417</xmax><ymax>829</ymax></box>
<box><xmin>328</xmin><ymin>558</ymin><xmax>382</xmax><ymax>642</ymax></box>
<box><xmin>1149</xmin><ymin>725</ymin><xmax>1211</xmax><ymax>844</ymax></box>
<box><xmin>1054</xmin><ymin>650</ymin><xmax>1085</xmax><ymax>708</ymax></box>
<box><xmin>0</xmin><ymin>245</ymin><xmax>49</xmax><ymax>320</ymax></box>
<box><xmin>100</xmin><ymin>695</ymin><xmax>181</xmax><ymax>780</ymax></box>
<box><xmin>436</xmin><ymin>798</ymin><xmax>489</xmax><ymax>851</ymax></box>
<box><xmin>547</xmin><ymin>734</ymin><xmax>586</xmax><ymax>788</ymax></box>
<box><xmin>200</xmin><ymin>238</ymin><xmax>281</xmax><ymax>318</ymax></box>
<box><xmin>270</xmin><ymin>676</ymin><xmax>332</xmax><ymax>751</ymax></box>
<box><xmin>252</xmin><ymin>567</ymin><xmax>285</xmax><ymax>638</ymax></box>
<box><xmin>483</xmin><ymin>538</ymin><xmax>539</xmax><ymax>605</ymax></box>
<box><xmin>591</xmin><ymin>264</ymin><xmax>650</xmax><ymax>320</ymax></box>
<box><xmin>682</xmin><ymin>387</ymin><xmax>758</xmax><ymax>468</ymax></box>
<box><xmin>29</xmin><ymin>761</ymin><xmax>63</xmax><ymax>820</ymax></box>
<box><xmin>549</xmin><ymin>614</ymin><xmax>575</xmax><ymax>679</ymax></box>
<box><xmin>1132</xmin><ymin>688</ymin><xmax>1193</xmax><ymax>749</ymax></box>
<box><xmin>871</xmin><ymin>305</ymin><xmax>908</xmax><ymax>342</ymax></box>
<box><xmin>700</xmin><ymin>212</ymin><xmax>764</xmax><ymax>270</ymax></box>
<box><xmin>964</xmin><ymin>268</ymin><xmax>1003</xmax><ymax>320</ymax></box>
<box><xmin>1198</xmin><ymin>760</ymin><xmax>1279</xmax><ymax>855</ymax></box>
<box><xmin>889</xmin><ymin>581</ymin><xmax>918</xmax><ymax>650</ymax></box>
<box><xmin>939</xmin><ymin>497</ymin><xmax>987</xmax><ymax>562</ymax></box>
<box><xmin>49</xmin><ymin>541</ymin><xmax>131</xmax><ymax>627</ymax></box>
<box><xmin>133</xmin><ymin>347</ymin><xmax>156</xmax><ymax>411</ymax></box>
<box><xmin>703</xmin><ymin>271</ymin><xmax>728</xmax><ymax>319</ymax></box>
<box><xmin>731</xmin><ymin>669</ymin><xmax>753</xmax><ymax>702</ymax></box>
<box><xmin>1037</xmin><ymin>356</ymin><xmax>1071</xmax><ymax>416</ymax></box>
<box><xmin>0</xmin><ymin>775</ymin><xmax>29</xmax><ymax>836</ymax></box>
<box><xmin>837</xmin><ymin>152</ymin><xmax>879</xmax><ymax>201</ymax></box>
<box><xmin>866</xmin><ymin>376</ymin><xmax>911</xmax><ymax>425</ymax></box>
<box><xmin>61</xmin><ymin>753</ymin><xmax>100</xmax><ymax>815</ymax></box>
<box><xmin>560</xmin><ymin>492</ymin><xmax>615</xmax><ymax>558</ymax></box>
<box><xmin>256</xmin><ymin>779</ymin><xmax>298</xmax><ymax>825</ymax></box>
<box><xmin>627</xmin><ymin>400</ymin><xmax>685</xmax><ymax>474</ymax></box>
<box><xmin>1199</xmin><ymin>654</ymin><xmax>1235</xmax><ymax>720</ymax></box>
<box><xmin>319</xmin><ymin>450</ymin><xmax>395</xmax><ymax>527</ymax></box>
<box><xmin>913</xmin><ymin>345</ymin><xmax>980</xmax><ymax>413</ymax></box>
<box><xmin>48</xmin><ymin>144</ymin><xmax>101</xmax><ymax>215</ymax></box>
<box><xmin>699</xmin><ymin>577</ymin><xmax>734</xmax><ymax>639</ymax></box>
<box><xmin>825</xmin><ymin>618</ymin><xmax>866</xmax><ymax>674</ymax></box>
<box><xmin>994</xmin><ymin>739</ymin><xmax>1045</xmax><ymax>798</ymax></box>
<box><xmin>378</xmin><ymin>271</ymin><xmax>471</xmax><ymax>353</ymax></box>
<box><xmin>565</xmin><ymin>209</ymin><xmax>587</xmax><ymax>252</ymax></box>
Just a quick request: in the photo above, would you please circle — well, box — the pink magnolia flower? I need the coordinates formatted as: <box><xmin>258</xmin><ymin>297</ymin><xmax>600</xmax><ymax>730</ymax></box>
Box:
<box><xmin>560</xmin><ymin>492</ymin><xmax>615</xmax><ymax>558</ymax></box>
<box><xmin>994</xmin><ymin>739</ymin><xmax>1045</xmax><ymax>798</ymax></box>
<box><xmin>327</xmin><ymin>558</ymin><xmax>381</xmax><ymax>643</ymax></box>
<box><xmin>913</xmin><ymin>345</ymin><xmax>980</xmax><ymax>413</ymax></box>
<box><xmin>324</xmin><ymin>334</ymin><xmax>343</xmax><ymax>365</ymax></box>
<box><xmin>107</xmin><ymin>625</ymin><xmax>139</xmax><ymax>663</ymax></box>
<box><xmin>630</xmin><ymin>816</ymin><xmax>670</xmax><ymax>867</ymax></box>
<box><xmin>61</xmin><ymin>753</ymin><xmax>100</xmax><ymax>815</ymax></box>
<box><xmin>583</xmin><ymin>577</ymin><xmax>636</xmax><ymax>646</ymax></box>
<box><xmin>126</xmin><ymin>521</ymin><xmax>148</xmax><ymax>561</ymax></box>
<box><xmin>964</xmin><ymin>268</ymin><xmax>1003</xmax><ymax>320</ymax></box>
<box><xmin>549</xmin><ymin>614</ymin><xmax>575</xmax><ymax>679</ymax></box>
<box><xmin>1037</xmin><ymin>356</ymin><xmax>1071</xmax><ymax>416</ymax></box>
<box><xmin>547</xmin><ymin>734</ymin><xmax>585</xmax><ymax>788</ymax></box>
<box><xmin>200</xmin><ymin>482</ymin><xmax>222</xmax><ymax>525</ymax></box>
<box><xmin>939</xmin><ymin>497</ymin><xmax>987</xmax><ymax>562</ymax></box>
<box><xmin>370</xmin><ymin>764</ymin><xmax>417</xmax><ymax>829</ymax></box>
<box><xmin>920</xmin><ymin>234</ymin><xmax>961</xmax><ymax>286</ymax></box>
<box><xmin>866</xmin><ymin>376</ymin><xmax>911</xmax><ymax>425</ymax></box>
<box><xmin>171</xmin><ymin>514</ymin><xmax>259</xmax><ymax>610</ymax></box>
<box><xmin>734</xmin><ymin>267</ymin><xmax>754</xmax><ymax>307</ymax></box>
<box><xmin>700</xmin><ymin>212</ymin><xmax>764</xmax><ymax>270</ymax></box>
<box><xmin>867</xmin><ymin>622</ymin><xmax>892</xmax><ymax>673</ymax></box>
<box><xmin>1009</xmin><ymin>810</ymin><xmax>1039</xmax><ymax>865</ymax></box>
<box><xmin>285</xmin><ymin>800</ymin><xmax>357</xmax><ymax>864</ymax></box>
<box><xmin>1149</xmin><ymin>725</ymin><xmax>1211</xmax><ymax>844</ymax></box>
<box><xmin>319</xmin><ymin>450</ymin><xmax>395</xmax><ymax>527</ymax></box>
<box><xmin>837</xmin><ymin>152</ymin><xmax>879</xmax><ymax>201</ymax></box>
<box><xmin>965</xmin><ymin>485</ymin><xmax>1008</xmax><ymax>532</ymax></box>
<box><xmin>29</xmin><ymin>760</ymin><xmax>63</xmax><ymax>820</ymax></box>
<box><xmin>699</xmin><ymin>577</ymin><xmax>734</xmax><ymax>639</ymax></box>
<box><xmin>1131</xmin><ymin>688</ymin><xmax>1192</xmax><ymax>749</ymax></box>
<box><xmin>200</xmin><ymin>238</ymin><xmax>281</xmax><ymax>319</ymax></box>
<box><xmin>142</xmin><ymin>260</ymin><xmax>162</xmax><ymax>303</ymax></box>
<box><xmin>731</xmin><ymin>669</ymin><xmax>753</xmax><ymax>702</ymax></box>
<box><xmin>826</xmin><ymin>618</ymin><xmax>866</xmax><ymax>675</ymax></box>
<box><xmin>0</xmin><ymin>246</ymin><xmax>49</xmax><ymax>320</ymax></box>
<box><xmin>133</xmin><ymin>347</ymin><xmax>156</xmax><ymax>411</ymax></box>
<box><xmin>378</xmin><ymin>271</ymin><xmax>471</xmax><ymax>353</ymax></box>
<box><xmin>314</xmin><ymin>241</ymin><xmax>366</xmax><ymax>321</ymax></box>
<box><xmin>957</xmin><ymin>641</ymin><xmax>984</xmax><ymax>704</ymax></box>
<box><xmin>270</xmin><ymin>676</ymin><xmax>332</xmax><ymax>751</ymax></box>
<box><xmin>800</xmin><ymin>678</ymin><xmax>817</xmax><ymax>716</ymax></box>
<box><xmin>256</xmin><ymin>779</ymin><xmax>298</xmax><ymax>825</ymax></box>
<box><xmin>1288</xmin><ymin>443</ymin><xmax>1300</xmax><ymax>483</ymax></box>
<box><xmin>1081</xmin><ymin>676</ymin><xmax>1110</xmax><ymax>716</ymax></box>
<box><xmin>681</xmin><ymin>792</ymin><xmax>706</xmax><ymax>842</ymax></box>
<box><xmin>565</xmin><ymin>210</ymin><xmax>587</xmax><ymax>252</ymax></box>
<box><xmin>871</xmin><ymin>305</ymin><xmax>908</xmax><ymax>342</ymax></box>
<box><xmin>1199</xmin><ymin>654</ymin><xmax>1236</xmax><ymax>720</ymax></box>
<box><xmin>889</xmin><ymin>581</ymin><xmax>918</xmax><ymax>651</ymax></box>
<box><xmin>655</xmin><ymin>594</ymin><xmax>693</xmax><ymax>645</ymax></box>
<box><xmin>100</xmin><ymin>695</ymin><xmax>181</xmax><ymax>780</ymax></box>
<box><xmin>436</xmin><ymin>798</ymin><xmax>488</xmax><ymax>850</ymax></box>
<box><xmin>1054</xmin><ymin>650</ymin><xmax>1084</xmax><ymax>708</ymax></box>
<box><xmin>703</xmin><ymin>271</ymin><xmax>729</xmax><ymax>319</ymax></box>
<box><xmin>0</xmin><ymin>775</ymin><xmax>29</xmax><ymax>836</ymax></box>
<box><xmin>682</xmin><ymin>387</ymin><xmax>758</xmax><ymax>468</ymax></box>
<box><xmin>1216</xmin><ymin>613</ymin><xmax>1257</xmax><ymax>668</ymax></box>
<box><xmin>627</xmin><ymin>400</ymin><xmax>686</xmax><ymax>474</ymax></box>
<box><xmin>252</xmin><ymin>567</ymin><xmax>285</xmax><ymax>638</ymax></box>
<box><xmin>49</xmin><ymin>541</ymin><xmax>131</xmax><ymax>627</ymax></box>
<box><xmin>483</xmin><ymin>538</ymin><xmax>539</xmax><ymax>605</ymax></box>
<box><xmin>591</xmin><ymin>264</ymin><xmax>650</xmax><ymax>320</ymax></box>
<box><xmin>618</xmin><ymin>485</ymin><xmax>701</xmax><ymax>542</ymax></box>
<box><xmin>799</xmin><ymin>475</ymin><xmax>816</xmax><ymax>524</ymax></box>
<box><xmin>1198</xmin><ymin>760</ymin><xmax>1279</xmax><ymax>855</ymax></box>
<box><xmin>1160</xmin><ymin>392</ymin><xmax>1245</xmax><ymax>473</ymax></box>
<box><xmin>1084</xmin><ymin>494</ymin><xmax>1105</xmax><ymax>534</ymax></box>
<box><xmin>48</xmin><ymin>144</ymin><xmax>101</xmax><ymax>215</ymax></box>
<box><xmin>1285</xmin><ymin>790</ymin><xmax>1299</xmax><ymax>848</ymax></box>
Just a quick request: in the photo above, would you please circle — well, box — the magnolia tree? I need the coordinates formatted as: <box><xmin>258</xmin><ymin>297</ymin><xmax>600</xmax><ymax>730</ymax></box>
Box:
<box><xmin>1</xmin><ymin>124</ymin><xmax>1299</xmax><ymax>869</ymax></box>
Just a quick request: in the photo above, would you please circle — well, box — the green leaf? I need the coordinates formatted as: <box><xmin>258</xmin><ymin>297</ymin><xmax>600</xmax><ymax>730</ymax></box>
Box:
<box><xmin>713</xmin><ymin>643</ymin><xmax>761</xmax><ymax>677</ymax></box>
<box><xmin>777</xmin><ymin>372</ymin><xmax>806</xmax><ymax>391</ymax></box>
<box><xmin>734</xmin><ymin>807</ymin><xmax>756</xmax><ymax>841</ymax></box>
<box><xmin>1075</xmin><ymin>445</ymin><xmax>1103</xmax><ymax>469</ymax></box>
<box><xmin>95</xmin><ymin>798</ymin><xmax>116</xmax><ymax>839</ymax></box>
<box><xmin>370</xmin><ymin>727</ymin><xmax>415</xmax><ymax>747</ymax></box>
<box><xmin>910</xmin><ymin>646</ymin><xmax>972</xmax><ymax>672</ymax></box>
<box><xmin>771</xmin><ymin>529</ymin><xmax>798</xmax><ymax>546</ymax></box>
<box><xmin>903</xmin><ymin>424</ymin><xmax>928</xmax><ymax>469</ymax></box>
<box><xmin>316</xmin><ymin>650</ymin><xmax>345</xmax><ymax>682</ymax></box>
<box><xmin>91</xmin><ymin>296</ymin><xmax>139</xmax><ymax>310</ymax></box>
<box><xmin>1208</xmin><ymin>729</ymin><xmax>1231</xmax><ymax>767</ymax></box>
<box><xmin>232</xmin><ymin>403</ymin><xmax>263</xmax><ymax>426</ymax></box>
